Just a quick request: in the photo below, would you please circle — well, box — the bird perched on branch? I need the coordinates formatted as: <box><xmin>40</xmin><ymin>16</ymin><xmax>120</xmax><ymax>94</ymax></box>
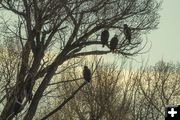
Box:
<box><xmin>110</xmin><ymin>35</ymin><xmax>118</xmax><ymax>52</ymax></box>
<box><xmin>83</xmin><ymin>66</ymin><xmax>91</xmax><ymax>82</ymax></box>
<box><xmin>123</xmin><ymin>24</ymin><xmax>131</xmax><ymax>43</ymax></box>
<box><xmin>101</xmin><ymin>29</ymin><xmax>109</xmax><ymax>47</ymax></box>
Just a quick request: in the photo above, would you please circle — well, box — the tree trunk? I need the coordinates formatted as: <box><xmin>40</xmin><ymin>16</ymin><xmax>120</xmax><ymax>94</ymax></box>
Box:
<box><xmin>23</xmin><ymin>56</ymin><xmax>65</xmax><ymax>120</ymax></box>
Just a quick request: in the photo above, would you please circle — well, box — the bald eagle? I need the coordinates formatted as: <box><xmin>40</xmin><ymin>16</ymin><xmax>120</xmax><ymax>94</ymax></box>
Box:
<box><xmin>83</xmin><ymin>66</ymin><xmax>91</xmax><ymax>82</ymax></box>
<box><xmin>110</xmin><ymin>35</ymin><xmax>118</xmax><ymax>52</ymax></box>
<box><xmin>123</xmin><ymin>24</ymin><xmax>131</xmax><ymax>43</ymax></box>
<box><xmin>101</xmin><ymin>30</ymin><xmax>109</xmax><ymax>47</ymax></box>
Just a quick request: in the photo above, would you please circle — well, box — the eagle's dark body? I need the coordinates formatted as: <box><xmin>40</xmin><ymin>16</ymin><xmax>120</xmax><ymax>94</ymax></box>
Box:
<box><xmin>123</xmin><ymin>24</ymin><xmax>131</xmax><ymax>43</ymax></box>
<box><xmin>101</xmin><ymin>30</ymin><xmax>109</xmax><ymax>47</ymax></box>
<box><xmin>110</xmin><ymin>36</ymin><xmax>118</xmax><ymax>51</ymax></box>
<box><xmin>83</xmin><ymin>66</ymin><xmax>91</xmax><ymax>82</ymax></box>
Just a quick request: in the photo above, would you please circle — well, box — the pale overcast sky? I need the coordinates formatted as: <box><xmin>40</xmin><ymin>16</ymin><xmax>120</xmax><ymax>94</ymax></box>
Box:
<box><xmin>138</xmin><ymin>0</ymin><xmax>180</xmax><ymax>65</ymax></box>
<box><xmin>103</xmin><ymin>0</ymin><xmax>180</xmax><ymax>66</ymax></box>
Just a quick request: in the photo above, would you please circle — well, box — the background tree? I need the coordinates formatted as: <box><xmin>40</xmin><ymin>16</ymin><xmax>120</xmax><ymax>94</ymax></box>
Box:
<box><xmin>0</xmin><ymin>0</ymin><xmax>161</xmax><ymax>120</ymax></box>
<box><xmin>0</xmin><ymin>39</ymin><xmax>19</xmax><ymax>107</ymax></box>
<box><xmin>134</xmin><ymin>60</ymin><xmax>180</xmax><ymax>120</ymax></box>
<box><xmin>40</xmin><ymin>60</ymin><xmax>180</xmax><ymax>120</ymax></box>
<box><xmin>37</xmin><ymin>58</ymin><xmax>132</xmax><ymax>120</ymax></box>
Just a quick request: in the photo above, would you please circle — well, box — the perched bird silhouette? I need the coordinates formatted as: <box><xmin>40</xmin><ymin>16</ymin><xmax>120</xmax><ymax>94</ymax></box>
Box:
<box><xmin>123</xmin><ymin>24</ymin><xmax>131</xmax><ymax>43</ymax></box>
<box><xmin>101</xmin><ymin>30</ymin><xmax>109</xmax><ymax>47</ymax></box>
<box><xmin>110</xmin><ymin>35</ymin><xmax>118</xmax><ymax>52</ymax></box>
<box><xmin>83</xmin><ymin>66</ymin><xmax>91</xmax><ymax>82</ymax></box>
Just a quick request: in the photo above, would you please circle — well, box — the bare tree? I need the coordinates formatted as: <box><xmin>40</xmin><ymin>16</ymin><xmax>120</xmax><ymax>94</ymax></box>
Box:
<box><xmin>0</xmin><ymin>39</ymin><xmax>19</xmax><ymax>108</ymax></box>
<box><xmin>0</xmin><ymin>0</ymin><xmax>161</xmax><ymax>120</ymax></box>
<box><xmin>133</xmin><ymin>60</ymin><xmax>180</xmax><ymax>120</ymax></box>
<box><xmin>33</xmin><ymin>59</ymin><xmax>180</xmax><ymax>120</ymax></box>
<box><xmin>39</xmin><ymin>58</ymin><xmax>132</xmax><ymax>120</ymax></box>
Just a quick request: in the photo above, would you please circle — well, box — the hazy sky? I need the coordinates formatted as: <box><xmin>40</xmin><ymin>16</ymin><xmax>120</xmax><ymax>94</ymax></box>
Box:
<box><xmin>138</xmin><ymin>0</ymin><xmax>180</xmax><ymax>65</ymax></box>
<box><xmin>103</xmin><ymin>0</ymin><xmax>180</xmax><ymax>66</ymax></box>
